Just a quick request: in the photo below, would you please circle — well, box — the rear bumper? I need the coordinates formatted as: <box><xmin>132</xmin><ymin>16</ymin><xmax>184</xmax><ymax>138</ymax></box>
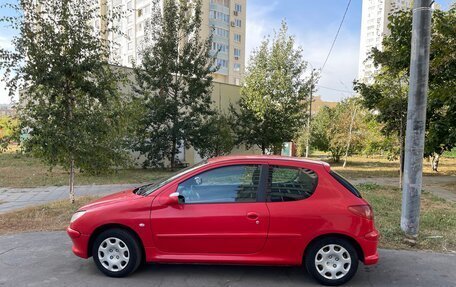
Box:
<box><xmin>67</xmin><ymin>227</ymin><xmax>90</xmax><ymax>259</ymax></box>
<box><xmin>358</xmin><ymin>229</ymin><xmax>379</xmax><ymax>265</ymax></box>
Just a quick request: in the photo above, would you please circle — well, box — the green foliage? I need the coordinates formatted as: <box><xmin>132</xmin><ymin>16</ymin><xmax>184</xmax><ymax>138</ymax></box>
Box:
<box><xmin>132</xmin><ymin>0</ymin><xmax>216</xmax><ymax>169</ymax></box>
<box><xmin>231</xmin><ymin>21</ymin><xmax>312</xmax><ymax>154</ymax></box>
<box><xmin>0</xmin><ymin>1</ymin><xmax>129</xmax><ymax>179</ymax></box>
<box><xmin>0</xmin><ymin>116</ymin><xmax>19</xmax><ymax>152</ymax></box>
<box><xmin>308</xmin><ymin>106</ymin><xmax>331</xmax><ymax>155</ymax></box>
<box><xmin>193</xmin><ymin>113</ymin><xmax>235</xmax><ymax>159</ymax></box>
<box><xmin>363</xmin><ymin>117</ymin><xmax>398</xmax><ymax>159</ymax></box>
<box><xmin>354</xmin><ymin>7</ymin><xmax>456</xmax><ymax>164</ymax></box>
<box><xmin>309</xmin><ymin>99</ymin><xmax>387</xmax><ymax>162</ymax></box>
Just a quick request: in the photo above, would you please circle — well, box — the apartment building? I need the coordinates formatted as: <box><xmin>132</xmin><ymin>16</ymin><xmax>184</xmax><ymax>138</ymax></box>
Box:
<box><xmin>358</xmin><ymin>0</ymin><xmax>412</xmax><ymax>83</ymax></box>
<box><xmin>105</xmin><ymin>0</ymin><xmax>246</xmax><ymax>85</ymax></box>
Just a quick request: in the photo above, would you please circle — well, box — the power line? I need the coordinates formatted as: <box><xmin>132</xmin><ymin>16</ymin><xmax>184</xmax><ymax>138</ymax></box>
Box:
<box><xmin>316</xmin><ymin>85</ymin><xmax>353</xmax><ymax>94</ymax></box>
<box><xmin>320</xmin><ymin>0</ymin><xmax>352</xmax><ymax>73</ymax></box>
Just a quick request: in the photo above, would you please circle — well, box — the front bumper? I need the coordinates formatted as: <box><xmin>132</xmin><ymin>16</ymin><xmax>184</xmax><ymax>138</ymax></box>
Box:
<box><xmin>67</xmin><ymin>227</ymin><xmax>90</xmax><ymax>259</ymax></box>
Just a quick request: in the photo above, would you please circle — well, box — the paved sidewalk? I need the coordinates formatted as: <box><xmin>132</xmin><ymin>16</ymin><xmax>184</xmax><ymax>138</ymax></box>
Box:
<box><xmin>350</xmin><ymin>176</ymin><xmax>456</xmax><ymax>202</ymax></box>
<box><xmin>0</xmin><ymin>183</ymin><xmax>138</xmax><ymax>213</ymax></box>
<box><xmin>0</xmin><ymin>231</ymin><xmax>455</xmax><ymax>287</ymax></box>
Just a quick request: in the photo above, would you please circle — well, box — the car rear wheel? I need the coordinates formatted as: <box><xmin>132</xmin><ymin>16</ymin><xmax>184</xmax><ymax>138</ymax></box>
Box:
<box><xmin>92</xmin><ymin>228</ymin><xmax>142</xmax><ymax>277</ymax></box>
<box><xmin>305</xmin><ymin>237</ymin><xmax>358</xmax><ymax>286</ymax></box>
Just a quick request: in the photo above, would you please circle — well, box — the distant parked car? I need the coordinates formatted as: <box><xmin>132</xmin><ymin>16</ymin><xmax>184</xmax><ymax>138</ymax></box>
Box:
<box><xmin>67</xmin><ymin>155</ymin><xmax>378</xmax><ymax>286</ymax></box>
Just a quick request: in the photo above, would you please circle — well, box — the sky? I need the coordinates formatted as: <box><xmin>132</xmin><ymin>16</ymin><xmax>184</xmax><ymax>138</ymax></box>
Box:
<box><xmin>0</xmin><ymin>0</ymin><xmax>454</xmax><ymax>104</ymax></box>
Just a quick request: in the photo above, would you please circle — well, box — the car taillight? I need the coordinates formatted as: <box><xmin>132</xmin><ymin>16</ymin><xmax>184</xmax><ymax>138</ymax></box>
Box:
<box><xmin>348</xmin><ymin>205</ymin><xmax>374</xmax><ymax>220</ymax></box>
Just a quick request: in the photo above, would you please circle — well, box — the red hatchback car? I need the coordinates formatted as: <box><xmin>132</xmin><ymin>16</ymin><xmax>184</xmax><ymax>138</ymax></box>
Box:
<box><xmin>67</xmin><ymin>155</ymin><xmax>378</xmax><ymax>286</ymax></box>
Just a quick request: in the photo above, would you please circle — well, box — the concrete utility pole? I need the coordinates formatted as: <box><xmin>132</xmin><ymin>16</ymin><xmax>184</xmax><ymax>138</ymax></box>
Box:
<box><xmin>401</xmin><ymin>0</ymin><xmax>433</xmax><ymax>238</ymax></box>
<box><xmin>305</xmin><ymin>69</ymin><xmax>315</xmax><ymax>158</ymax></box>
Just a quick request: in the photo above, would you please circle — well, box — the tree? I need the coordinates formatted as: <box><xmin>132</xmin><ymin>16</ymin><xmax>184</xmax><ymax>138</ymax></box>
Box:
<box><xmin>0</xmin><ymin>116</ymin><xmax>19</xmax><ymax>152</ymax></box>
<box><xmin>0</xmin><ymin>0</ymin><xmax>129</xmax><ymax>202</ymax></box>
<box><xmin>132</xmin><ymin>0</ymin><xmax>216</xmax><ymax>169</ymax></box>
<box><xmin>309</xmin><ymin>100</ymin><xmax>367</xmax><ymax>163</ymax></box>
<box><xmin>354</xmin><ymin>72</ymin><xmax>408</xmax><ymax>181</ymax></box>
<box><xmin>192</xmin><ymin>113</ymin><xmax>235</xmax><ymax>159</ymax></box>
<box><xmin>232</xmin><ymin>21</ymin><xmax>312</xmax><ymax>154</ymax></box>
<box><xmin>354</xmin><ymin>7</ymin><xmax>456</xmax><ymax>172</ymax></box>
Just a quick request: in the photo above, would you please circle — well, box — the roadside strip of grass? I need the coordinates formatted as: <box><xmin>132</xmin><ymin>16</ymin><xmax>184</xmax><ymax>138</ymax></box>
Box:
<box><xmin>359</xmin><ymin>183</ymin><xmax>456</xmax><ymax>253</ymax></box>
<box><xmin>0</xmin><ymin>153</ymin><xmax>172</xmax><ymax>188</ymax></box>
<box><xmin>0</xmin><ymin>196</ymin><xmax>98</xmax><ymax>235</ymax></box>
<box><xmin>0</xmin><ymin>184</ymin><xmax>455</xmax><ymax>253</ymax></box>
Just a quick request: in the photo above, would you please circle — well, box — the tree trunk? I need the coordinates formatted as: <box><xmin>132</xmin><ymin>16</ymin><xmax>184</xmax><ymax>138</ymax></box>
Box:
<box><xmin>343</xmin><ymin>106</ymin><xmax>357</xmax><ymax>168</ymax></box>
<box><xmin>261</xmin><ymin>144</ymin><xmax>266</xmax><ymax>155</ymax></box>
<box><xmin>171</xmin><ymin>138</ymin><xmax>176</xmax><ymax>170</ymax></box>
<box><xmin>273</xmin><ymin>145</ymin><xmax>282</xmax><ymax>155</ymax></box>
<box><xmin>432</xmin><ymin>153</ymin><xmax>440</xmax><ymax>172</ymax></box>
<box><xmin>69</xmin><ymin>157</ymin><xmax>75</xmax><ymax>204</ymax></box>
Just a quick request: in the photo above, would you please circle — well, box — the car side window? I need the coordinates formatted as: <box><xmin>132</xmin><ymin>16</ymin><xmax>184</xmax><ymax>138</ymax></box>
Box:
<box><xmin>177</xmin><ymin>165</ymin><xmax>262</xmax><ymax>204</ymax></box>
<box><xmin>267</xmin><ymin>166</ymin><xmax>318</xmax><ymax>202</ymax></box>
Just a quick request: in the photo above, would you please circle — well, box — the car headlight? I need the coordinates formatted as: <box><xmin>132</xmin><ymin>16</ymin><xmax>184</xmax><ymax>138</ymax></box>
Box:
<box><xmin>70</xmin><ymin>210</ymin><xmax>87</xmax><ymax>223</ymax></box>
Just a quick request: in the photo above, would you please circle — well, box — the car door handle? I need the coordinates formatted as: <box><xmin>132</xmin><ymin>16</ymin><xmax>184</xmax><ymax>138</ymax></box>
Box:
<box><xmin>246</xmin><ymin>212</ymin><xmax>259</xmax><ymax>220</ymax></box>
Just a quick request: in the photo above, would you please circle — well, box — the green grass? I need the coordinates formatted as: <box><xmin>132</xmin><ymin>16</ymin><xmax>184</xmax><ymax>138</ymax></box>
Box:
<box><xmin>358</xmin><ymin>183</ymin><xmax>456</xmax><ymax>253</ymax></box>
<box><xmin>444</xmin><ymin>150</ymin><xmax>456</xmax><ymax>158</ymax></box>
<box><xmin>313</xmin><ymin>154</ymin><xmax>456</xmax><ymax>178</ymax></box>
<box><xmin>0</xmin><ymin>152</ymin><xmax>172</xmax><ymax>188</ymax></box>
<box><xmin>0</xmin><ymin>196</ymin><xmax>98</xmax><ymax>235</ymax></box>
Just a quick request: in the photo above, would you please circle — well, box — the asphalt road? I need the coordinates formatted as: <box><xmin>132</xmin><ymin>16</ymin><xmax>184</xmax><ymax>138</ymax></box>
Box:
<box><xmin>0</xmin><ymin>232</ymin><xmax>455</xmax><ymax>287</ymax></box>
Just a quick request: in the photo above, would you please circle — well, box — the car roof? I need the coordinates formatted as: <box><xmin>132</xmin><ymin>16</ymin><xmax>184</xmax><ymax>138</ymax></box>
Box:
<box><xmin>207</xmin><ymin>155</ymin><xmax>330</xmax><ymax>169</ymax></box>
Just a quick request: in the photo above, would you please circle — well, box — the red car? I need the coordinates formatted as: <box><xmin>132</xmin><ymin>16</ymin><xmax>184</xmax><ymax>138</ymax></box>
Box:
<box><xmin>67</xmin><ymin>155</ymin><xmax>378</xmax><ymax>286</ymax></box>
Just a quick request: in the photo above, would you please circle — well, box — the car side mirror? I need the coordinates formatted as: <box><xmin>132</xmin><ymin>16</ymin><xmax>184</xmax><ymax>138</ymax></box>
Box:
<box><xmin>165</xmin><ymin>192</ymin><xmax>185</xmax><ymax>206</ymax></box>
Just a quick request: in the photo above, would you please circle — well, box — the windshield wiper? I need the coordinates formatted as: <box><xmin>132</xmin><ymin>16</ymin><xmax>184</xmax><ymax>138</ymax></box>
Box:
<box><xmin>133</xmin><ymin>183</ymin><xmax>154</xmax><ymax>196</ymax></box>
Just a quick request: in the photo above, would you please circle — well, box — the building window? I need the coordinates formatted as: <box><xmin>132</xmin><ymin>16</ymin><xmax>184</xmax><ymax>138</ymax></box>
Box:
<box><xmin>127</xmin><ymin>1</ymin><xmax>133</xmax><ymax>9</ymax></box>
<box><xmin>128</xmin><ymin>42</ymin><xmax>133</xmax><ymax>50</ymax></box>
<box><xmin>235</xmin><ymin>78</ymin><xmax>240</xmax><ymax>85</ymax></box>
<box><xmin>233</xmin><ymin>63</ymin><xmax>241</xmax><ymax>71</ymax></box>
<box><xmin>127</xmin><ymin>15</ymin><xmax>133</xmax><ymax>24</ymax></box>
<box><xmin>211</xmin><ymin>0</ymin><xmax>230</xmax><ymax>7</ymax></box>
<box><xmin>210</xmin><ymin>10</ymin><xmax>230</xmax><ymax>23</ymax></box>
<box><xmin>216</xmin><ymin>59</ymin><xmax>228</xmax><ymax>68</ymax></box>
<box><xmin>136</xmin><ymin>22</ymin><xmax>144</xmax><ymax>32</ymax></box>
<box><xmin>212</xmin><ymin>42</ymin><xmax>229</xmax><ymax>53</ymax></box>
<box><xmin>235</xmin><ymin>4</ymin><xmax>242</xmax><ymax>12</ymax></box>
<box><xmin>235</xmin><ymin>19</ymin><xmax>242</xmax><ymax>27</ymax></box>
<box><xmin>212</xmin><ymin>27</ymin><xmax>229</xmax><ymax>38</ymax></box>
<box><xmin>127</xmin><ymin>28</ymin><xmax>133</xmax><ymax>39</ymax></box>
<box><xmin>234</xmin><ymin>48</ymin><xmax>241</xmax><ymax>58</ymax></box>
<box><xmin>234</xmin><ymin>34</ymin><xmax>241</xmax><ymax>42</ymax></box>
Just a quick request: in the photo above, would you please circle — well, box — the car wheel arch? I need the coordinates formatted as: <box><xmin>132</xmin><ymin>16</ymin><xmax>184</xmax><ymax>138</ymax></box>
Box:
<box><xmin>302</xmin><ymin>233</ymin><xmax>365</xmax><ymax>264</ymax></box>
<box><xmin>88</xmin><ymin>224</ymin><xmax>146</xmax><ymax>261</ymax></box>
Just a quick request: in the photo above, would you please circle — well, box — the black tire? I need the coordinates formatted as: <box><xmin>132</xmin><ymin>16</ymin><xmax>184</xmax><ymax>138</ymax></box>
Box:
<box><xmin>304</xmin><ymin>237</ymin><xmax>359</xmax><ymax>286</ymax></box>
<box><xmin>92</xmin><ymin>228</ymin><xmax>142</xmax><ymax>277</ymax></box>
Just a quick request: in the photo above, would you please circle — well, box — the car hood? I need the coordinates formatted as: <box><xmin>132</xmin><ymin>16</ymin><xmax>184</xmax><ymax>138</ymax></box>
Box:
<box><xmin>80</xmin><ymin>189</ymin><xmax>140</xmax><ymax>210</ymax></box>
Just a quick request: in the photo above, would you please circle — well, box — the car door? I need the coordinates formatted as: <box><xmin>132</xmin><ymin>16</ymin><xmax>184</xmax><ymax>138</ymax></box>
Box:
<box><xmin>264</xmin><ymin>164</ymin><xmax>321</xmax><ymax>260</ymax></box>
<box><xmin>150</xmin><ymin>163</ymin><xmax>269</xmax><ymax>255</ymax></box>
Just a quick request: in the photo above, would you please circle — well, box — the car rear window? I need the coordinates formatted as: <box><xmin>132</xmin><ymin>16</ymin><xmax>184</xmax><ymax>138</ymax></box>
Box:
<box><xmin>267</xmin><ymin>166</ymin><xmax>318</xmax><ymax>202</ymax></box>
<box><xmin>330</xmin><ymin>171</ymin><xmax>362</xmax><ymax>198</ymax></box>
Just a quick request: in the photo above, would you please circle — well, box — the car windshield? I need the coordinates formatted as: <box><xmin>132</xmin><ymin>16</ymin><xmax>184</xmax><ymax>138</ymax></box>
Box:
<box><xmin>134</xmin><ymin>160</ymin><xmax>208</xmax><ymax>196</ymax></box>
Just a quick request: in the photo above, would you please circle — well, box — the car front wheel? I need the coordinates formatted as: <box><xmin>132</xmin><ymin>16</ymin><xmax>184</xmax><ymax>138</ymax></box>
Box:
<box><xmin>92</xmin><ymin>228</ymin><xmax>142</xmax><ymax>277</ymax></box>
<box><xmin>305</xmin><ymin>237</ymin><xmax>359</xmax><ymax>286</ymax></box>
